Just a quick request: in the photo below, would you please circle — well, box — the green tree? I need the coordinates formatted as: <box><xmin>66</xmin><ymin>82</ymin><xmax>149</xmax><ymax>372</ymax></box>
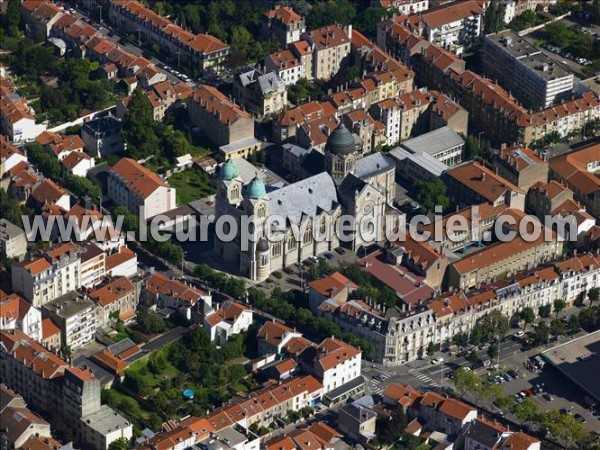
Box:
<box><xmin>533</xmin><ymin>320</ymin><xmax>549</xmax><ymax>345</ymax></box>
<box><xmin>519</xmin><ymin>307</ymin><xmax>536</xmax><ymax>331</ymax></box>
<box><xmin>413</xmin><ymin>178</ymin><xmax>449</xmax><ymax>213</ymax></box>
<box><xmin>0</xmin><ymin>188</ymin><xmax>26</xmax><ymax>226</ymax></box>
<box><xmin>512</xmin><ymin>397</ymin><xmax>538</xmax><ymax>424</ymax></box>
<box><xmin>453</xmin><ymin>368</ymin><xmax>481</xmax><ymax>396</ymax></box>
<box><xmin>426</xmin><ymin>342</ymin><xmax>435</xmax><ymax>357</ymax></box>
<box><xmin>306</xmin><ymin>0</ymin><xmax>357</xmax><ymax>29</ymax></box>
<box><xmin>108</xmin><ymin>437</ymin><xmax>130</xmax><ymax>450</ymax></box>
<box><xmin>452</xmin><ymin>332</ymin><xmax>469</xmax><ymax>349</ymax></box>
<box><xmin>479</xmin><ymin>310</ymin><xmax>510</xmax><ymax>341</ymax></box>
<box><xmin>464</xmin><ymin>135</ymin><xmax>480</xmax><ymax>160</ymax></box>
<box><xmin>468</xmin><ymin>349</ymin><xmax>479</xmax><ymax>364</ymax></box>
<box><xmin>538</xmin><ymin>304</ymin><xmax>552</xmax><ymax>318</ymax></box>
<box><xmin>588</xmin><ymin>287</ymin><xmax>600</xmax><ymax>307</ymax></box>
<box><xmin>540</xmin><ymin>409</ymin><xmax>589</xmax><ymax>448</ymax></box>
<box><xmin>137</xmin><ymin>308</ymin><xmax>168</xmax><ymax>335</ymax></box>
<box><xmin>376</xmin><ymin>405</ymin><xmax>407</xmax><ymax>444</ymax></box>
<box><xmin>553</xmin><ymin>299</ymin><xmax>567</xmax><ymax>318</ymax></box>
<box><xmin>487</xmin><ymin>343</ymin><xmax>499</xmax><ymax>360</ymax></box>
<box><xmin>121</xmin><ymin>89</ymin><xmax>159</xmax><ymax>159</ymax></box>
<box><xmin>470</xmin><ymin>325</ymin><xmax>484</xmax><ymax>345</ymax></box>
<box><xmin>355</xmin><ymin>7</ymin><xmax>386</xmax><ymax>35</ymax></box>
<box><xmin>26</xmin><ymin>143</ymin><xmax>61</xmax><ymax>180</ymax></box>
<box><xmin>550</xmin><ymin>318</ymin><xmax>566</xmax><ymax>336</ymax></box>
<box><xmin>579</xmin><ymin>306</ymin><xmax>600</xmax><ymax>331</ymax></box>
<box><xmin>480</xmin><ymin>382</ymin><xmax>503</xmax><ymax>403</ymax></box>
<box><xmin>1</xmin><ymin>0</ymin><xmax>21</xmax><ymax>37</ymax></box>
<box><xmin>484</xmin><ymin>0</ymin><xmax>507</xmax><ymax>34</ymax></box>
<box><xmin>567</xmin><ymin>314</ymin><xmax>580</xmax><ymax>336</ymax></box>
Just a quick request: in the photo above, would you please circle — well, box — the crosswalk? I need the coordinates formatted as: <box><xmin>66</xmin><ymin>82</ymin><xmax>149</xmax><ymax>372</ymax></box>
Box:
<box><xmin>370</xmin><ymin>379</ymin><xmax>384</xmax><ymax>395</ymax></box>
<box><xmin>409</xmin><ymin>368</ymin><xmax>440</xmax><ymax>388</ymax></box>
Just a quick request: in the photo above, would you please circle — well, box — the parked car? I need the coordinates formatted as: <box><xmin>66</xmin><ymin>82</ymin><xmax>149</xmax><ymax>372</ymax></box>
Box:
<box><xmin>431</xmin><ymin>357</ymin><xmax>444</xmax><ymax>365</ymax></box>
<box><xmin>324</xmin><ymin>252</ymin><xmax>335</xmax><ymax>260</ymax></box>
<box><xmin>483</xmin><ymin>360</ymin><xmax>491</xmax><ymax>368</ymax></box>
<box><xmin>514</xmin><ymin>331</ymin><xmax>525</xmax><ymax>338</ymax></box>
<box><xmin>574</xmin><ymin>413</ymin><xmax>587</xmax><ymax>423</ymax></box>
<box><xmin>334</xmin><ymin>247</ymin><xmax>346</xmax><ymax>255</ymax></box>
<box><xmin>543</xmin><ymin>393</ymin><xmax>554</xmax><ymax>401</ymax></box>
<box><xmin>508</xmin><ymin>370</ymin><xmax>519</xmax><ymax>378</ymax></box>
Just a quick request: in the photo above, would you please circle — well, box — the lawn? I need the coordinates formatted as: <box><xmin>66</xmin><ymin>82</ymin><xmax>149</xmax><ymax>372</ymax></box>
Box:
<box><xmin>168</xmin><ymin>167</ymin><xmax>216</xmax><ymax>204</ymax></box>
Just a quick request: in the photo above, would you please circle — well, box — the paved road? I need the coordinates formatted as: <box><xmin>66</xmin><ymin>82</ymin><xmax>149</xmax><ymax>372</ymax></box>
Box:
<box><xmin>141</xmin><ymin>326</ymin><xmax>189</xmax><ymax>353</ymax></box>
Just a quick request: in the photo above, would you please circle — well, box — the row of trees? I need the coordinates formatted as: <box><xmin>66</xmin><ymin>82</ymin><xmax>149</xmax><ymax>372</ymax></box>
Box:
<box><xmin>26</xmin><ymin>143</ymin><xmax>102</xmax><ymax>203</ymax></box>
<box><xmin>194</xmin><ymin>263</ymin><xmax>247</xmax><ymax>299</ymax></box>
<box><xmin>453</xmin><ymin>368</ymin><xmax>591</xmax><ymax>448</ymax></box>
<box><xmin>247</xmin><ymin>286</ymin><xmax>375</xmax><ymax>355</ymax></box>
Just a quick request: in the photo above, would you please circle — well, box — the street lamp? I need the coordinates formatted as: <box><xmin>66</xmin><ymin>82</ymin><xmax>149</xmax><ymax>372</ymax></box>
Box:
<box><xmin>181</xmin><ymin>250</ymin><xmax>187</xmax><ymax>277</ymax></box>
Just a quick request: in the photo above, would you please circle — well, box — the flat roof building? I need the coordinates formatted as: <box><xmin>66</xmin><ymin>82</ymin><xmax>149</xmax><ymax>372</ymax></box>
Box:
<box><xmin>484</xmin><ymin>30</ymin><xmax>574</xmax><ymax>109</ymax></box>
<box><xmin>398</xmin><ymin>126</ymin><xmax>464</xmax><ymax>167</ymax></box>
<box><xmin>542</xmin><ymin>330</ymin><xmax>600</xmax><ymax>403</ymax></box>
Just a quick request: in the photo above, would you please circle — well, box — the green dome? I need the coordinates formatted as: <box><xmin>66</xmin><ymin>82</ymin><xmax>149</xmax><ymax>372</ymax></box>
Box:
<box><xmin>326</xmin><ymin>124</ymin><xmax>355</xmax><ymax>156</ymax></box>
<box><xmin>220</xmin><ymin>160</ymin><xmax>239</xmax><ymax>180</ymax></box>
<box><xmin>246</xmin><ymin>176</ymin><xmax>266</xmax><ymax>199</ymax></box>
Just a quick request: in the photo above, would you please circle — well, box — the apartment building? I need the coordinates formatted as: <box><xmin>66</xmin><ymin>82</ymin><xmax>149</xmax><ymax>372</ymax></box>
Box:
<box><xmin>262</xmin><ymin>6</ymin><xmax>305</xmax><ymax>46</ymax></box>
<box><xmin>305</xmin><ymin>25</ymin><xmax>352</xmax><ymax>81</ymax></box>
<box><xmin>290</xmin><ymin>40</ymin><xmax>314</xmax><ymax>81</ymax></box>
<box><xmin>11</xmin><ymin>242</ymin><xmax>81</xmax><ymax>307</ymax></box>
<box><xmin>108</xmin><ymin>0</ymin><xmax>229</xmax><ymax>73</ymax></box>
<box><xmin>42</xmin><ymin>291</ymin><xmax>97</xmax><ymax>350</ymax></box>
<box><xmin>0</xmin><ymin>218</ymin><xmax>27</xmax><ymax>260</ymax></box>
<box><xmin>494</xmin><ymin>145</ymin><xmax>549</xmax><ymax>190</ymax></box>
<box><xmin>527</xmin><ymin>180</ymin><xmax>575</xmax><ymax>218</ymax></box>
<box><xmin>429</xmin><ymin>90</ymin><xmax>469</xmax><ymax>136</ymax></box>
<box><xmin>447</xmin><ymin>232</ymin><xmax>562</xmax><ymax>290</ymax></box>
<box><xmin>0</xmin><ymin>329</ymin><xmax>132</xmax><ymax>449</ymax></box>
<box><xmin>107</xmin><ymin>157</ymin><xmax>176</xmax><ymax>220</ymax></box>
<box><xmin>265</xmin><ymin>49</ymin><xmax>306</xmax><ymax>86</ymax></box>
<box><xmin>30</xmin><ymin>179</ymin><xmax>72</xmax><ymax>211</ymax></box>
<box><xmin>373</xmin><ymin>0</ymin><xmax>430</xmax><ymax>15</ymax></box>
<box><xmin>554</xmin><ymin>254</ymin><xmax>600</xmax><ymax>306</ymax></box>
<box><xmin>445</xmin><ymin>161</ymin><xmax>526</xmax><ymax>209</ymax></box>
<box><xmin>257</xmin><ymin>321</ymin><xmax>304</xmax><ymax>356</ymax></box>
<box><xmin>89</xmin><ymin>276</ymin><xmax>138</xmax><ymax>329</ymax></box>
<box><xmin>36</xmin><ymin>131</ymin><xmax>85</xmax><ymax>161</ymax></box>
<box><xmin>404</xmin><ymin>1</ymin><xmax>484</xmax><ymax>55</ymax></box>
<box><xmin>0</xmin><ymin>135</ymin><xmax>28</xmax><ymax>178</ymax></box>
<box><xmin>0</xmin><ymin>76</ymin><xmax>46</xmax><ymax>142</ymax></box>
<box><xmin>20</xmin><ymin>0</ymin><xmax>64</xmax><ymax>37</ymax></box>
<box><xmin>338</xmin><ymin>402</ymin><xmax>377</xmax><ymax>442</ymax></box>
<box><xmin>484</xmin><ymin>31</ymin><xmax>574</xmax><ymax>109</ymax></box>
<box><xmin>0</xmin><ymin>292</ymin><xmax>42</xmax><ymax>342</ymax></box>
<box><xmin>265</xmin><ymin>422</ymin><xmax>343</xmax><ymax>450</ymax></box>
<box><xmin>80</xmin><ymin>241</ymin><xmax>105</xmax><ymax>288</ymax></box>
<box><xmin>298</xmin><ymin>338</ymin><xmax>362</xmax><ymax>395</ymax></box>
<box><xmin>233</xmin><ymin>69</ymin><xmax>287</xmax><ymax>117</ymax></box>
<box><xmin>142</xmin><ymin>272</ymin><xmax>211</xmax><ymax>321</ymax></box>
<box><xmin>189</xmin><ymin>85</ymin><xmax>260</xmax><ymax>158</ymax></box>
<box><xmin>308</xmin><ymin>272</ymin><xmax>358</xmax><ymax>312</ymax></box>
<box><xmin>274</xmin><ymin>101</ymin><xmax>338</xmax><ymax>143</ymax></box>
<box><xmin>550</xmin><ymin>142</ymin><xmax>600</xmax><ymax>217</ymax></box>
<box><xmin>0</xmin><ymin>384</ymin><xmax>52</xmax><ymax>449</ymax></box>
<box><xmin>370</xmin><ymin>99</ymin><xmax>403</xmax><ymax>145</ymax></box>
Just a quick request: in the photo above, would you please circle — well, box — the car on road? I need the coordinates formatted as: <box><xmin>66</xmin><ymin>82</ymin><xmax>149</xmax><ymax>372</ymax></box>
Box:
<box><xmin>334</xmin><ymin>247</ymin><xmax>346</xmax><ymax>255</ymax></box>
<box><xmin>324</xmin><ymin>252</ymin><xmax>335</xmax><ymax>260</ymax></box>
<box><xmin>303</xmin><ymin>258</ymin><xmax>313</xmax><ymax>267</ymax></box>
<box><xmin>309</xmin><ymin>256</ymin><xmax>319</xmax><ymax>263</ymax></box>
<box><xmin>522</xmin><ymin>389</ymin><xmax>534</xmax><ymax>397</ymax></box>
<box><xmin>483</xmin><ymin>360</ymin><xmax>491</xmax><ymax>368</ymax></box>
<box><xmin>431</xmin><ymin>357</ymin><xmax>444</xmax><ymax>364</ymax></box>
<box><xmin>574</xmin><ymin>413</ymin><xmax>587</xmax><ymax>423</ymax></box>
<box><xmin>514</xmin><ymin>331</ymin><xmax>525</xmax><ymax>338</ymax></box>
<box><xmin>543</xmin><ymin>393</ymin><xmax>554</xmax><ymax>401</ymax></box>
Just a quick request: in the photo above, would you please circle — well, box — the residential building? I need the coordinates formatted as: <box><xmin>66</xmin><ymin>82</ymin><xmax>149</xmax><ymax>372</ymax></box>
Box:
<box><xmin>233</xmin><ymin>69</ymin><xmax>287</xmax><ymax>117</ymax></box>
<box><xmin>11</xmin><ymin>242</ymin><xmax>81</xmax><ymax>307</ymax></box>
<box><xmin>549</xmin><ymin>142</ymin><xmax>600</xmax><ymax>217</ymax></box>
<box><xmin>257</xmin><ymin>321</ymin><xmax>303</xmax><ymax>356</ymax></box>
<box><xmin>0</xmin><ymin>135</ymin><xmax>27</xmax><ymax>178</ymax></box>
<box><xmin>526</xmin><ymin>180</ymin><xmax>574</xmax><ymax>218</ymax></box>
<box><xmin>373</xmin><ymin>0</ymin><xmax>430</xmax><ymax>15</ymax></box>
<box><xmin>462</xmin><ymin>418</ymin><xmax>512</xmax><ymax>450</ymax></box>
<box><xmin>264</xmin><ymin>422</ymin><xmax>343</xmax><ymax>450</ymax></box>
<box><xmin>414</xmin><ymin>391</ymin><xmax>478</xmax><ymax>437</ymax></box>
<box><xmin>403</xmin><ymin>1</ymin><xmax>484</xmax><ymax>55</ymax></box>
<box><xmin>0</xmin><ymin>292</ymin><xmax>42</xmax><ymax>341</ymax></box>
<box><xmin>41</xmin><ymin>317</ymin><xmax>61</xmax><ymax>351</ymax></box>
<box><xmin>36</xmin><ymin>131</ymin><xmax>85</xmax><ymax>162</ymax></box>
<box><xmin>90</xmin><ymin>338</ymin><xmax>142</xmax><ymax>377</ymax></box>
<box><xmin>290</xmin><ymin>40</ymin><xmax>314</xmax><ymax>81</ymax></box>
<box><xmin>105</xmin><ymin>246</ymin><xmax>138</xmax><ymax>278</ymax></box>
<box><xmin>79</xmin><ymin>242</ymin><xmax>105</xmax><ymax>288</ymax></box>
<box><xmin>0</xmin><ymin>218</ymin><xmax>28</xmax><ymax>260</ymax></box>
<box><xmin>142</xmin><ymin>272</ymin><xmax>211</xmax><ymax>321</ymax></box>
<box><xmin>304</xmin><ymin>25</ymin><xmax>352</xmax><ymax>81</ymax></box>
<box><xmin>21</xmin><ymin>1</ymin><xmax>64</xmax><ymax>37</ymax></box>
<box><xmin>265</xmin><ymin>49</ymin><xmax>306</xmax><ymax>86</ymax></box>
<box><xmin>108</xmin><ymin>0</ymin><xmax>229</xmax><ymax>73</ymax></box>
<box><xmin>370</xmin><ymin>99</ymin><xmax>402</xmax><ymax>145</ymax></box>
<box><xmin>0</xmin><ymin>76</ymin><xmax>47</xmax><ymax>142</ymax></box>
<box><xmin>274</xmin><ymin>101</ymin><xmax>337</xmax><ymax>143</ymax></box>
<box><xmin>42</xmin><ymin>291</ymin><xmax>97</xmax><ymax>350</ymax></box>
<box><xmin>107</xmin><ymin>157</ymin><xmax>176</xmax><ymax>220</ymax></box>
<box><xmin>30</xmin><ymin>179</ymin><xmax>71</xmax><ymax>211</ymax></box>
<box><xmin>308</xmin><ymin>272</ymin><xmax>357</xmax><ymax>313</ymax></box>
<box><xmin>189</xmin><ymin>85</ymin><xmax>260</xmax><ymax>158</ymax></box>
<box><xmin>117</xmin><ymin>80</ymin><xmax>191</xmax><ymax>121</ymax></box>
<box><xmin>445</xmin><ymin>161</ymin><xmax>526</xmax><ymax>209</ymax></box>
<box><xmin>262</xmin><ymin>6</ymin><xmax>305</xmax><ymax>46</ymax></box>
<box><xmin>389</xmin><ymin>146</ymin><xmax>449</xmax><ymax>182</ymax></box>
<box><xmin>429</xmin><ymin>90</ymin><xmax>469</xmax><ymax>136</ymax></box>
<box><xmin>203</xmin><ymin>300</ymin><xmax>253</xmax><ymax>345</ymax></box>
<box><xmin>299</xmin><ymin>338</ymin><xmax>362</xmax><ymax>398</ymax></box>
<box><xmin>447</xmin><ymin>231</ymin><xmax>562</xmax><ymax>290</ymax></box>
<box><xmin>338</xmin><ymin>402</ymin><xmax>377</xmax><ymax>442</ymax></box>
<box><xmin>81</xmin><ymin>113</ymin><xmax>124</xmax><ymax>158</ymax></box>
<box><xmin>0</xmin><ymin>384</ymin><xmax>52</xmax><ymax>450</ymax></box>
<box><xmin>554</xmin><ymin>254</ymin><xmax>600</xmax><ymax>306</ymax></box>
<box><xmin>61</xmin><ymin>151</ymin><xmax>95</xmax><ymax>177</ymax></box>
<box><xmin>494</xmin><ymin>145</ymin><xmax>549</xmax><ymax>190</ymax></box>
<box><xmin>88</xmin><ymin>277</ymin><xmax>138</xmax><ymax>329</ymax></box>
<box><xmin>484</xmin><ymin>30</ymin><xmax>574</xmax><ymax>109</ymax></box>
<box><xmin>0</xmin><ymin>329</ymin><xmax>132</xmax><ymax>448</ymax></box>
